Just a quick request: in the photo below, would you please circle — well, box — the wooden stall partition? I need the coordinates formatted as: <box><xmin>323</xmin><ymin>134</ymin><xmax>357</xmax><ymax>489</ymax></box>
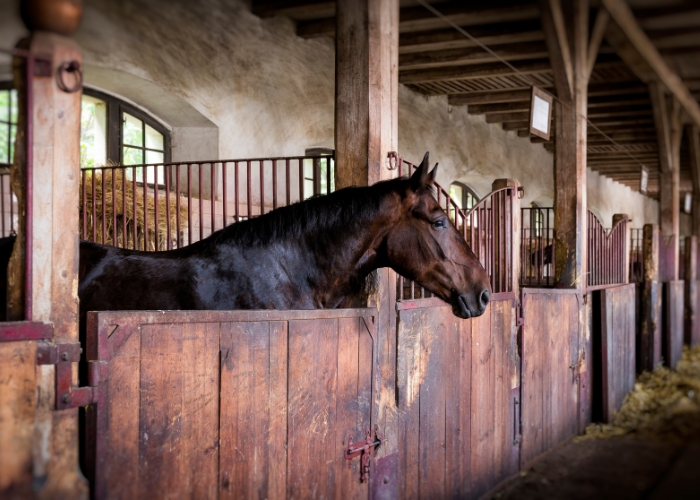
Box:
<box><xmin>598</xmin><ymin>285</ymin><xmax>636</xmax><ymax>423</ymax></box>
<box><xmin>663</xmin><ymin>282</ymin><xmax>685</xmax><ymax>368</ymax></box>
<box><xmin>685</xmin><ymin>237</ymin><xmax>698</xmax><ymax>345</ymax></box>
<box><xmin>640</xmin><ymin>224</ymin><xmax>662</xmax><ymax>372</ymax></box>
<box><xmin>396</xmin><ymin>296</ymin><xmax>519</xmax><ymax>500</ymax></box>
<box><xmin>85</xmin><ymin>309</ymin><xmax>378</xmax><ymax>500</ymax></box>
<box><xmin>520</xmin><ymin>289</ymin><xmax>583</xmax><ymax>467</ymax></box>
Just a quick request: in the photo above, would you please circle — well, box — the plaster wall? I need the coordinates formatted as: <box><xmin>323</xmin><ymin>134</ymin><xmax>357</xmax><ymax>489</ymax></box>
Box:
<box><xmin>0</xmin><ymin>0</ymin><xmax>659</xmax><ymax>227</ymax></box>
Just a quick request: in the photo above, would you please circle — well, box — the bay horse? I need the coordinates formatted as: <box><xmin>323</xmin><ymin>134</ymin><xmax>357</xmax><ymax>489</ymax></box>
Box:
<box><xmin>0</xmin><ymin>152</ymin><xmax>491</xmax><ymax>325</ymax></box>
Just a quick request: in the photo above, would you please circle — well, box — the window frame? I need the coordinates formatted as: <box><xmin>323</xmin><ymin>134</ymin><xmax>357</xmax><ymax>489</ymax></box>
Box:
<box><xmin>82</xmin><ymin>88</ymin><xmax>171</xmax><ymax>166</ymax></box>
<box><xmin>0</xmin><ymin>81</ymin><xmax>18</xmax><ymax>167</ymax></box>
<box><xmin>449</xmin><ymin>181</ymin><xmax>479</xmax><ymax>213</ymax></box>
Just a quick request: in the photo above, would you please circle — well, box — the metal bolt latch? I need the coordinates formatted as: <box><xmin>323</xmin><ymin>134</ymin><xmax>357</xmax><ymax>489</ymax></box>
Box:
<box><xmin>344</xmin><ymin>428</ymin><xmax>381</xmax><ymax>483</ymax></box>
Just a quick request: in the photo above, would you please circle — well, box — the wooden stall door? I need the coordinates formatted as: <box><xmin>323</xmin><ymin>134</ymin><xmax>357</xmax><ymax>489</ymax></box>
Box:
<box><xmin>599</xmin><ymin>285</ymin><xmax>636</xmax><ymax>422</ymax></box>
<box><xmin>396</xmin><ymin>296</ymin><xmax>519</xmax><ymax>500</ymax></box>
<box><xmin>86</xmin><ymin>309</ymin><xmax>377</xmax><ymax>500</ymax></box>
<box><xmin>663</xmin><ymin>281</ymin><xmax>684</xmax><ymax>367</ymax></box>
<box><xmin>520</xmin><ymin>289</ymin><xmax>583</xmax><ymax>467</ymax></box>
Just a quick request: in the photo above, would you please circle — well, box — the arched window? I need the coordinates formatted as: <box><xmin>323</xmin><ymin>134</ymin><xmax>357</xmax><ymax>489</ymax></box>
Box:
<box><xmin>0</xmin><ymin>83</ymin><xmax>18</xmax><ymax>166</ymax></box>
<box><xmin>81</xmin><ymin>89</ymin><xmax>171</xmax><ymax>182</ymax></box>
<box><xmin>449</xmin><ymin>182</ymin><xmax>479</xmax><ymax>212</ymax></box>
<box><xmin>530</xmin><ymin>202</ymin><xmax>544</xmax><ymax>237</ymax></box>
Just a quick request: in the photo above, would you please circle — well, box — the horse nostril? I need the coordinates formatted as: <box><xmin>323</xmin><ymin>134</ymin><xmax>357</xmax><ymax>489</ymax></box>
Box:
<box><xmin>479</xmin><ymin>289</ymin><xmax>490</xmax><ymax>308</ymax></box>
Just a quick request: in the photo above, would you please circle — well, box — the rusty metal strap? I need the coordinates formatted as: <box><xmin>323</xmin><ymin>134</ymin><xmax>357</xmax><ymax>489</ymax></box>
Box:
<box><xmin>0</xmin><ymin>321</ymin><xmax>53</xmax><ymax>342</ymax></box>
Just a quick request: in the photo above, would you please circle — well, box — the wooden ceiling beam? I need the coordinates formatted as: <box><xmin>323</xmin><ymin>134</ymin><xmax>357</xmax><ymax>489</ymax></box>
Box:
<box><xmin>399</xmin><ymin>20</ymin><xmax>543</xmax><ymax>54</ymax></box>
<box><xmin>602</xmin><ymin>0</ymin><xmax>700</xmax><ymax>129</ymax></box>
<box><xmin>448</xmin><ymin>89</ymin><xmax>533</xmax><ymax>106</ymax></box>
<box><xmin>399</xmin><ymin>41</ymin><xmax>549</xmax><ymax>70</ymax></box>
<box><xmin>468</xmin><ymin>101</ymin><xmax>531</xmax><ymax>114</ymax></box>
<box><xmin>399</xmin><ymin>58</ymin><xmax>552</xmax><ymax>84</ymax></box>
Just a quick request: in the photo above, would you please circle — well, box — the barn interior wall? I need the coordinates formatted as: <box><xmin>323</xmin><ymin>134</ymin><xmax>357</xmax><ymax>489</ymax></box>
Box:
<box><xmin>0</xmin><ymin>0</ymin><xmax>659</xmax><ymax>227</ymax></box>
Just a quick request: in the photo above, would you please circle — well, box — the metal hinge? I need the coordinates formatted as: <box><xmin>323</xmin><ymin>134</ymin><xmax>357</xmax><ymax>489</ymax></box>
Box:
<box><xmin>37</xmin><ymin>342</ymin><xmax>100</xmax><ymax>410</ymax></box>
<box><xmin>344</xmin><ymin>428</ymin><xmax>382</xmax><ymax>483</ymax></box>
<box><xmin>515</xmin><ymin>300</ymin><xmax>524</xmax><ymax>327</ymax></box>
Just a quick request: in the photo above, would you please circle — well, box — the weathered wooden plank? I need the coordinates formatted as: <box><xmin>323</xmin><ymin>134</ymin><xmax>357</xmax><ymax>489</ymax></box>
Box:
<box><xmin>181</xmin><ymin>322</ymin><xmax>220</xmax><ymax>499</ymax></box>
<box><xmin>444</xmin><ymin>312</ymin><xmax>461</xmax><ymax>499</ymax></box>
<box><xmin>100</xmin><ymin>328</ymin><xmax>141</xmax><ymax>500</ymax></box>
<box><xmin>286</xmin><ymin>318</ymin><xmax>338</xmax><ymax>499</ymax></box>
<box><xmin>470</xmin><ymin>303</ymin><xmax>494</xmax><ymax>498</ymax></box>
<box><xmin>219</xmin><ymin>321</ymin><xmax>271</xmax><ymax>500</ymax></box>
<box><xmin>139</xmin><ymin>324</ymin><xmax>184</xmax><ymax>499</ymax></box>
<box><xmin>601</xmin><ymin>285</ymin><xmax>637</xmax><ymax>422</ymax></box>
<box><xmin>0</xmin><ymin>341</ymin><xmax>36</xmax><ymax>497</ymax></box>
<box><xmin>418</xmin><ymin>308</ymin><xmax>446</xmax><ymax>500</ymax></box>
<box><xmin>268</xmin><ymin>321</ymin><xmax>288</xmax><ymax>500</ymax></box>
<box><xmin>397</xmin><ymin>308</ymin><xmax>420</xmax><ymax>500</ymax></box>
<box><xmin>458</xmin><ymin>316</ymin><xmax>473</xmax><ymax>499</ymax></box>
<box><xmin>663</xmin><ymin>281</ymin><xmax>684</xmax><ymax>367</ymax></box>
<box><xmin>521</xmin><ymin>290</ymin><xmax>580</xmax><ymax>466</ymax></box>
<box><xmin>685</xmin><ymin>237</ymin><xmax>698</xmax><ymax>345</ymax></box>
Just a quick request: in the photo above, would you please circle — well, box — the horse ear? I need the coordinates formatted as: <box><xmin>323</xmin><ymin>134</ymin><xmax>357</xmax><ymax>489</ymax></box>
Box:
<box><xmin>428</xmin><ymin>163</ymin><xmax>438</xmax><ymax>185</ymax></box>
<box><xmin>410</xmin><ymin>152</ymin><xmax>431</xmax><ymax>190</ymax></box>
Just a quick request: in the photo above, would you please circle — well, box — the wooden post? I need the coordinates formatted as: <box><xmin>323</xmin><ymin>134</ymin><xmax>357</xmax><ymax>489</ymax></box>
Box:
<box><xmin>650</xmin><ymin>82</ymin><xmax>681</xmax><ymax>281</ymax></box>
<box><xmin>685</xmin><ymin>236</ymin><xmax>699</xmax><ymax>345</ymax></box>
<box><xmin>688</xmin><ymin>125</ymin><xmax>700</xmax><ymax>239</ymax></box>
<box><xmin>3</xmin><ymin>9</ymin><xmax>86</xmax><ymax>495</ymax></box>
<box><xmin>640</xmin><ymin>224</ymin><xmax>662</xmax><ymax>372</ymax></box>
<box><xmin>613</xmin><ymin>214</ymin><xmax>630</xmax><ymax>284</ymax></box>
<box><xmin>335</xmin><ymin>0</ymin><xmax>399</xmax><ymax>465</ymax></box>
<box><xmin>539</xmin><ymin>0</ymin><xmax>591</xmax><ymax>288</ymax></box>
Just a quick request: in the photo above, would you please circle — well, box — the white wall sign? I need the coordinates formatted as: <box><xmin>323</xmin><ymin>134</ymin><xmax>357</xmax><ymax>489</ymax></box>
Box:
<box><xmin>684</xmin><ymin>193</ymin><xmax>692</xmax><ymax>214</ymax></box>
<box><xmin>529</xmin><ymin>87</ymin><xmax>554</xmax><ymax>141</ymax></box>
<box><xmin>640</xmin><ymin>167</ymin><xmax>648</xmax><ymax>195</ymax></box>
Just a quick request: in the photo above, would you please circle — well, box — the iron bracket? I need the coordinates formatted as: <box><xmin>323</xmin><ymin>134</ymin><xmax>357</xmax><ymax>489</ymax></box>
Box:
<box><xmin>344</xmin><ymin>428</ymin><xmax>382</xmax><ymax>483</ymax></box>
<box><xmin>515</xmin><ymin>300</ymin><xmax>524</xmax><ymax>327</ymax></box>
<box><xmin>37</xmin><ymin>341</ymin><xmax>98</xmax><ymax>410</ymax></box>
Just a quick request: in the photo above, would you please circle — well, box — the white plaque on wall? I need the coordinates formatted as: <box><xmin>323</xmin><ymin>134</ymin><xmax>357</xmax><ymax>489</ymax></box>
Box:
<box><xmin>684</xmin><ymin>193</ymin><xmax>692</xmax><ymax>214</ymax></box>
<box><xmin>529</xmin><ymin>87</ymin><xmax>554</xmax><ymax>141</ymax></box>
<box><xmin>640</xmin><ymin>167</ymin><xmax>648</xmax><ymax>195</ymax></box>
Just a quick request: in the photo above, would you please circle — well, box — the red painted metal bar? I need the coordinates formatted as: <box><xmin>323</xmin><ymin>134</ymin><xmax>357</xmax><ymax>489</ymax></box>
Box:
<box><xmin>222</xmin><ymin>162</ymin><xmax>228</xmax><ymax>230</ymax></box>
<box><xmin>111</xmin><ymin>169</ymin><xmax>116</xmax><ymax>246</ymax></box>
<box><xmin>0</xmin><ymin>321</ymin><xmax>52</xmax><ymax>342</ymax></box>
<box><xmin>142</xmin><ymin>166</ymin><xmax>148</xmax><ymax>250</ymax></box>
<box><xmin>198</xmin><ymin>163</ymin><xmax>204</xmax><ymax>242</ymax></box>
<box><xmin>176</xmin><ymin>165</ymin><xmax>181</xmax><ymax>248</ymax></box>
<box><xmin>187</xmin><ymin>164</ymin><xmax>192</xmax><ymax>245</ymax></box>
<box><xmin>211</xmin><ymin>162</ymin><xmax>216</xmax><ymax>232</ymax></box>
<box><xmin>165</xmin><ymin>165</ymin><xmax>172</xmax><ymax>250</ymax></box>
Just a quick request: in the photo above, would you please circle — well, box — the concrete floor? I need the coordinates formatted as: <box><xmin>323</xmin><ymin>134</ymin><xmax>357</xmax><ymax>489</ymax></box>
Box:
<box><xmin>490</xmin><ymin>436</ymin><xmax>700</xmax><ymax>500</ymax></box>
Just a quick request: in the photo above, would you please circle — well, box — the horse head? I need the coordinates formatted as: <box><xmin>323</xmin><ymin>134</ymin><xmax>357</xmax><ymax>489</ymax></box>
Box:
<box><xmin>385</xmin><ymin>152</ymin><xmax>491</xmax><ymax>319</ymax></box>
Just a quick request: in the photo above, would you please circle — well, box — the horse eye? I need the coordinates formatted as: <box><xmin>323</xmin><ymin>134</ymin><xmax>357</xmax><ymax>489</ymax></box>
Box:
<box><xmin>431</xmin><ymin>219</ymin><xmax>447</xmax><ymax>229</ymax></box>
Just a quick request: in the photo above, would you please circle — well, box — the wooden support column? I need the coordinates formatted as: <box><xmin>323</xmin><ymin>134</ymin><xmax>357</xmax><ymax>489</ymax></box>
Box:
<box><xmin>640</xmin><ymin>224</ymin><xmax>662</xmax><ymax>372</ymax></box>
<box><xmin>5</xmin><ymin>25</ymin><xmax>86</xmax><ymax>498</ymax></box>
<box><xmin>684</xmin><ymin>236</ymin><xmax>699</xmax><ymax>346</ymax></box>
<box><xmin>539</xmin><ymin>0</ymin><xmax>592</xmax><ymax>288</ymax></box>
<box><xmin>688</xmin><ymin>125</ymin><xmax>700</xmax><ymax>239</ymax></box>
<box><xmin>650</xmin><ymin>82</ymin><xmax>682</xmax><ymax>281</ymax></box>
<box><xmin>335</xmin><ymin>0</ymin><xmax>399</xmax><ymax>465</ymax></box>
<box><xmin>335</xmin><ymin>0</ymin><xmax>398</xmax><ymax>188</ymax></box>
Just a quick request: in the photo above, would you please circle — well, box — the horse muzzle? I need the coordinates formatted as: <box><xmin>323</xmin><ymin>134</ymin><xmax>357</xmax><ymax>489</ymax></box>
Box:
<box><xmin>452</xmin><ymin>289</ymin><xmax>490</xmax><ymax>319</ymax></box>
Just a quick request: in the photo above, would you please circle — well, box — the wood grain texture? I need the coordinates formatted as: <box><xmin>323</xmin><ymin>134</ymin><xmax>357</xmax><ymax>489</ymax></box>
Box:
<box><xmin>0</xmin><ymin>341</ymin><xmax>36</xmax><ymax>498</ymax></box>
<box><xmin>396</xmin><ymin>298</ymin><xmax>517</xmax><ymax>499</ymax></box>
<box><xmin>88</xmin><ymin>309</ymin><xmax>376</xmax><ymax>500</ymax></box>
<box><xmin>600</xmin><ymin>285</ymin><xmax>637</xmax><ymax>423</ymax></box>
<box><xmin>521</xmin><ymin>290</ymin><xmax>581</xmax><ymax>467</ymax></box>
<box><xmin>663</xmin><ymin>281</ymin><xmax>684</xmax><ymax>368</ymax></box>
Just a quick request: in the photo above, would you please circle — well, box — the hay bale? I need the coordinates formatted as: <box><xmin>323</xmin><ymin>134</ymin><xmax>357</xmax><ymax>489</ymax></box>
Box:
<box><xmin>79</xmin><ymin>167</ymin><xmax>188</xmax><ymax>251</ymax></box>
<box><xmin>578</xmin><ymin>345</ymin><xmax>700</xmax><ymax>442</ymax></box>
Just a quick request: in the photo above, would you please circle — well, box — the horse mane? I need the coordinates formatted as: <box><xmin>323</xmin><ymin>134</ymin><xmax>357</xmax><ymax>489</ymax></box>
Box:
<box><xmin>209</xmin><ymin>175</ymin><xmax>414</xmax><ymax>247</ymax></box>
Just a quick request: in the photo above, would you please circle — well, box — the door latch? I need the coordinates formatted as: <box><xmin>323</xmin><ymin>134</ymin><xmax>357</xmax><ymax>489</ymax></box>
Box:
<box><xmin>344</xmin><ymin>428</ymin><xmax>382</xmax><ymax>483</ymax></box>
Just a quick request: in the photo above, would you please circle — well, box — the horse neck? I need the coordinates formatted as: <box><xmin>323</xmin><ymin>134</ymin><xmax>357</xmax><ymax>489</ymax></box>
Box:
<box><xmin>305</xmin><ymin>188</ymin><xmax>398</xmax><ymax>298</ymax></box>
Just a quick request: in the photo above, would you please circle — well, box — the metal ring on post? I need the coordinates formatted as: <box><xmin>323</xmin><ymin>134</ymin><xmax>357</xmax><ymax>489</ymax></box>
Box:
<box><xmin>56</xmin><ymin>61</ymin><xmax>82</xmax><ymax>93</ymax></box>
